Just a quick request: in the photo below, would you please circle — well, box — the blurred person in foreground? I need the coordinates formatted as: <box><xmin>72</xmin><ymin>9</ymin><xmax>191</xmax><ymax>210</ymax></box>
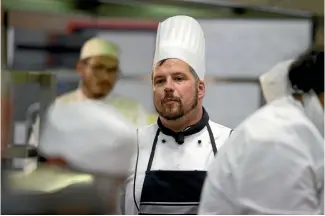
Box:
<box><xmin>199</xmin><ymin>49</ymin><xmax>324</xmax><ymax>214</ymax></box>
<box><xmin>37</xmin><ymin>98</ymin><xmax>137</xmax><ymax>214</ymax></box>
<box><xmin>5</xmin><ymin>38</ymin><xmax>138</xmax><ymax>214</ymax></box>
<box><xmin>121</xmin><ymin>15</ymin><xmax>232</xmax><ymax>215</ymax></box>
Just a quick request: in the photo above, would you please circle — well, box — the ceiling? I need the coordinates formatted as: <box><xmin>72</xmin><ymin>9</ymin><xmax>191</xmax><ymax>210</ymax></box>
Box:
<box><xmin>3</xmin><ymin>0</ymin><xmax>323</xmax><ymax>17</ymax></box>
<box><xmin>229</xmin><ymin>0</ymin><xmax>323</xmax><ymax>46</ymax></box>
<box><xmin>228</xmin><ymin>0</ymin><xmax>324</xmax><ymax>15</ymax></box>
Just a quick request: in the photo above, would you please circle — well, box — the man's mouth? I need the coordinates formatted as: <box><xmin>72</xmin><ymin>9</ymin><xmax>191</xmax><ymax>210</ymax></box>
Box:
<box><xmin>98</xmin><ymin>82</ymin><xmax>111</xmax><ymax>88</ymax></box>
<box><xmin>162</xmin><ymin>98</ymin><xmax>180</xmax><ymax>104</ymax></box>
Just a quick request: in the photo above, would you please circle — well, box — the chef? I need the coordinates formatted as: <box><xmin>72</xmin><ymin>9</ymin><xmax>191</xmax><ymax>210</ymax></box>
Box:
<box><xmin>122</xmin><ymin>15</ymin><xmax>233</xmax><ymax>215</ymax></box>
<box><xmin>38</xmin><ymin>99</ymin><xmax>137</xmax><ymax>214</ymax></box>
<box><xmin>198</xmin><ymin>50</ymin><xmax>324</xmax><ymax>214</ymax></box>
<box><xmin>25</xmin><ymin>37</ymin><xmax>148</xmax><ymax>172</ymax></box>
<box><xmin>29</xmin><ymin>37</ymin><xmax>148</xmax><ymax>149</ymax></box>
<box><xmin>11</xmin><ymin>38</ymin><xmax>139</xmax><ymax>214</ymax></box>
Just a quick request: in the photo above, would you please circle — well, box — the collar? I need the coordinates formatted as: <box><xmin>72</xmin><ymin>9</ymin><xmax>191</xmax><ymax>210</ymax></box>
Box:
<box><xmin>157</xmin><ymin>107</ymin><xmax>210</xmax><ymax>144</ymax></box>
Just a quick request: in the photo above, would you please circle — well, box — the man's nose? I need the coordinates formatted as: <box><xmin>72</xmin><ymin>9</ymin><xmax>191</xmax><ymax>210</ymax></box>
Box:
<box><xmin>164</xmin><ymin>87</ymin><xmax>174</xmax><ymax>94</ymax></box>
<box><xmin>164</xmin><ymin>82</ymin><xmax>174</xmax><ymax>93</ymax></box>
<box><xmin>164</xmin><ymin>79</ymin><xmax>175</xmax><ymax>93</ymax></box>
<box><xmin>96</xmin><ymin>71</ymin><xmax>112</xmax><ymax>80</ymax></box>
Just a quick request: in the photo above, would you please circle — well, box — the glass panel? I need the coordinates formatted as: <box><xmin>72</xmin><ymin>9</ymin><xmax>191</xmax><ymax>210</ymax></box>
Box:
<box><xmin>97</xmin><ymin>19</ymin><xmax>311</xmax><ymax>77</ymax></box>
<box><xmin>97</xmin><ymin>31</ymin><xmax>156</xmax><ymax>75</ymax></box>
<box><xmin>112</xmin><ymin>79</ymin><xmax>155</xmax><ymax>112</ymax></box>
<box><xmin>204</xmin><ymin>82</ymin><xmax>261</xmax><ymax>128</ymax></box>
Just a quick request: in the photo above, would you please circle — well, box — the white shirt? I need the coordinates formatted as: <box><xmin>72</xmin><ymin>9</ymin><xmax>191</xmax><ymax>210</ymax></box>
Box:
<box><xmin>199</xmin><ymin>96</ymin><xmax>324</xmax><ymax>215</ymax></box>
<box><xmin>122</xmin><ymin>120</ymin><xmax>232</xmax><ymax>215</ymax></box>
<box><xmin>28</xmin><ymin>89</ymin><xmax>148</xmax><ymax>147</ymax></box>
<box><xmin>39</xmin><ymin>99</ymin><xmax>137</xmax><ymax>176</ymax></box>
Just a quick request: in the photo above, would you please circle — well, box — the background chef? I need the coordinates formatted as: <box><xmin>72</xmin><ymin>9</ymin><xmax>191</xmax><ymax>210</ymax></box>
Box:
<box><xmin>6</xmin><ymin>38</ymin><xmax>139</xmax><ymax>214</ymax></box>
<box><xmin>28</xmin><ymin>37</ymin><xmax>148</xmax><ymax>151</ymax></box>
<box><xmin>121</xmin><ymin>15</ymin><xmax>232</xmax><ymax>215</ymax></box>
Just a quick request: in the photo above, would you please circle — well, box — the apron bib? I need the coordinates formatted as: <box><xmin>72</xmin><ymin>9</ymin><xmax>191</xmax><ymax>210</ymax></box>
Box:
<box><xmin>138</xmin><ymin>124</ymin><xmax>216</xmax><ymax>215</ymax></box>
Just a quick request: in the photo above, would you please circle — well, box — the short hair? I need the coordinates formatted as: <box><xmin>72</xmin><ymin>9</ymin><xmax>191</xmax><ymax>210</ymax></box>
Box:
<box><xmin>157</xmin><ymin>59</ymin><xmax>199</xmax><ymax>81</ymax></box>
<box><xmin>288</xmin><ymin>49</ymin><xmax>324</xmax><ymax>94</ymax></box>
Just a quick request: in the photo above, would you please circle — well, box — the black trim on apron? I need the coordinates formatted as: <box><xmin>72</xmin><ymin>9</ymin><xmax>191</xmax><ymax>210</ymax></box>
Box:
<box><xmin>136</xmin><ymin>108</ymin><xmax>217</xmax><ymax>215</ymax></box>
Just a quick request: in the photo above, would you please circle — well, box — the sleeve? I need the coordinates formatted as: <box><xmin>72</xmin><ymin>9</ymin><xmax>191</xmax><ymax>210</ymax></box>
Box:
<box><xmin>200</xmin><ymin>138</ymin><xmax>322</xmax><ymax>215</ymax></box>
<box><xmin>199</xmin><ymin>150</ymin><xmax>239</xmax><ymax>215</ymax></box>
<box><xmin>236</xmin><ymin>141</ymin><xmax>320</xmax><ymax>214</ymax></box>
<box><xmin>201</xmin><ymin>138</ymin><xmax>321</xmax><ymax>215</ymax></box>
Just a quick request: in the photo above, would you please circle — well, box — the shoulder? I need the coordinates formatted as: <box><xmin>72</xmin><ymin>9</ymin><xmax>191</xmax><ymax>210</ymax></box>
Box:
<box><xmin>138</xmin><ymin>123</ymin><xmax>158</xmax><ymax>136</ymax></box>
<box><xmin>225</xmin><ymin>99</ymin><xmax>323</xmax><ymax>161</ymax></box>
<box><xmin>104</xmin><ymin>94</ymin><xmax>142</xmax><ymax>109</ymax></box>
<box><xmin>136</xmin><ymin>123</ymin><xmax>158</xmax><ymax>149</ymax></box>
<box><xmin>55</xmin><ymin>90</ymin><xmax>78</xmax><ymax>103</ymax></box>
<box><xmin>32</xmin><ymin>91</ymin><xmax>77</xmax><ymax>128</ymax></box>
<box><xmin>208</xmin><ymin>120</ymin><xmax>232</xmax><ymax>138</ymax></box>
<box><xmin>239</xmin><ymin>99</ymin><xmax>319</xmax><ymax>144</ymax></box>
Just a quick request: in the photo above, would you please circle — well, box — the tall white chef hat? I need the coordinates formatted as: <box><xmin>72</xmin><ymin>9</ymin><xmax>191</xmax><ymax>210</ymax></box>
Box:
<box><xmin>153</xmin><ymin>15</ymin><xmax>206</xmax><ymax>80</ymax></box>
<box><xmin>259</xmin><ymin>59</ymin><xmax>295</xmax><ymax>103</ymax></box>
<box><xmin>80</xmin><ymin>37</ymin><xmax>119</xmax><ymax>60</ymax></box>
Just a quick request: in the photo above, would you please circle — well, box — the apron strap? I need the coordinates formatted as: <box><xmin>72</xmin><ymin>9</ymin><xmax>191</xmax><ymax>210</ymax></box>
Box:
<box><xmin>146</xmin><ymin>129</ymin><xmax>161</xmax><ymax>172</ymax></box>
<box><xmin>133</xmin><ymin>129</ymin><xmax>141</xmax><ymax>212</ymax></box>
<box><xmin>229</xmin><ymin>129</ymin><xmax>234</xmax><ymax>137</ymax></box>
<box><xmin>206</xmin><ymin>124</ymin><xmax>217</xmax><ymax>155</ymax></box>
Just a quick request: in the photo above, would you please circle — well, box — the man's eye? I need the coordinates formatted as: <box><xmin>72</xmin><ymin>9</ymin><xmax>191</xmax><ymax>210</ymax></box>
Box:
<box><xmin>155</xmin><ymin>80</ymin><xmax>164</xmax><ymax>85</ymax></box>
<box><xmin>175</xmin><ymin>77</ymin><xmax>184</xmax><ymax>81</ymax></box>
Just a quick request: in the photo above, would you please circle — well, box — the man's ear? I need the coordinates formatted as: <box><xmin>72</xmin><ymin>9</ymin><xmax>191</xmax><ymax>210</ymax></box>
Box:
<box><xmin>197</xmin><ymin>80</ymin><xmax>205</xmax><ymax>100</ymax></box>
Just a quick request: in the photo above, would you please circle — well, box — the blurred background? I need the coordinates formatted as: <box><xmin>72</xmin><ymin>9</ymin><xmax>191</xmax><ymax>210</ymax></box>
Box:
<box><xmin>1</xmin><ymin>0</ymin><xmax>324</xmax><ymax>214</ymax></box>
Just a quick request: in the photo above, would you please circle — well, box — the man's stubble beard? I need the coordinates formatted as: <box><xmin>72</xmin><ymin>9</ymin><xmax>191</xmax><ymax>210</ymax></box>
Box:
<box><xmin>155</xmin><ymin>87</ymin><xmax>198</xmax><ymax>121</ymax></box>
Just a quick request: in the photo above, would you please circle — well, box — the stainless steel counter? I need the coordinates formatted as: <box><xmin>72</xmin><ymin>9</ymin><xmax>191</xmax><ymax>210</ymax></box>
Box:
<box><xmin>2</xmin><ymin>164</ymin><xmax>109</xmax><ymax>214</ymax></box>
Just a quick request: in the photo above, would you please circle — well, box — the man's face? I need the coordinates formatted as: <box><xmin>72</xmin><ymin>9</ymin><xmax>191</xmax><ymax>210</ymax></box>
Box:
<box><xmin>153</xmin><ymin>58</ymin><xmax>204</xmax><ymax>121</ymax></box>
<box><xmin>77</xmin><ymin>55</ymin><xmax>119</xmax><ymax>99</ymax></box>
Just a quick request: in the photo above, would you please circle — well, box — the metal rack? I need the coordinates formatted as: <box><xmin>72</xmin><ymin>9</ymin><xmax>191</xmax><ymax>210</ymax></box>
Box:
<box><xmin>4</xmin><ymin>71</ymin><xmax>56</xmax><ymax>160</ymax></box>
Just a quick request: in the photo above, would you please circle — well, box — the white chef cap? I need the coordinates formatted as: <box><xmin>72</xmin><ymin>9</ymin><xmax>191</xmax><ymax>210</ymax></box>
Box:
<box><xmin>38</xmin><ymin>100</ymin><xmax>136</xmax><ymax>176</ymax></box>
<box><xmin>259</xmin><ymin>59</ymin><xmax>295</xmax><ymax>103</ymax></box>
<box><xmin>80</xmin><ymin>38</ymin><xmax>119</xmax><ymax>60</ymax></box>
<box><xmin>153</xmin><ymin>15</ymin><xmax>206</xmax><ymax>80</ymax></box>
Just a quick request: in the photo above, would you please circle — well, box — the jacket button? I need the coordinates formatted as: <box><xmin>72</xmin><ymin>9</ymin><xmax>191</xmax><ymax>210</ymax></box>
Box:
<box><xmin>162</xmin><ymin>139</ymin><xmax>166</xmax><ymax>143</ymax></box>
<box><xmin>198</xmin><ymin>140</ymin><xmax>202</xmax><ymax>144</ymax></box>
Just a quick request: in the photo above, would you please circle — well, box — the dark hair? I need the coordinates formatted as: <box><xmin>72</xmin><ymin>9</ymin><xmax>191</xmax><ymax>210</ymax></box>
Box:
<box><xmin>158</xmin><ymin>59</ymin><xmax>199</xmax><ymax>81</ymax></box>
<box><xmin>288</xmin><ymin>49</ymin><xmax>324</xmax><ymax>95</ymax></box>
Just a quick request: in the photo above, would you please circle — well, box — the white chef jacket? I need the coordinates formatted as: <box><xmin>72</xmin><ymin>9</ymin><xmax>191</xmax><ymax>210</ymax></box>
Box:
<box><xmin>121</xmin><ymin>120</ymin><xmax>232</xmax><ymax>215</ymax></box>
<box><xmin>199</xmin><ymin>96</ymin><xmax>324</xmax><ymax>215</ymax></box>
<box><xmin>29</xmin><ymin>88</ymin><xmax>148</xmax><ymax>147</ymax></box>
<box><xmin>38</xmin><ymin>99</ymin><xmax>138</xmax><ymax>214</ymax></box>
<box><xmin>39</xmin><ymin>99</ymin><xmax>137</xmax><ymax>176</ymax></box>
<box><xmin>21</xmin><ymin>88</ymin><xmax>147</xmax><ymax>175</ymax></box>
